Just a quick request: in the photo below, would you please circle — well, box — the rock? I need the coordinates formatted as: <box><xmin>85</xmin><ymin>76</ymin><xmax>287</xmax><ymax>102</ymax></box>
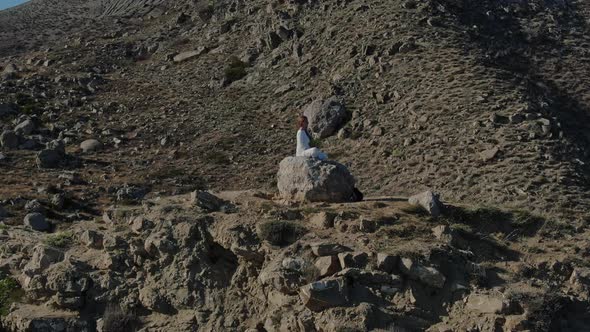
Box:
<box><xmin>277</xmin><ymin>157</ymin><xmax>356</xmax><ymax>203</ymax></box>
<box><xmin>399</xmin><ymin>258</ymin><xmax>445</xmax><ymax>288</ymax></box>
<box><xmin>1</xmin><ymin>130</ymin><xmax>19</xmax><ymax>149</ymax></box>
<box><xmin>14</xmin><ymin>119</ymin><xmax>35</xmax><ymax>136</ymax></box>
<box><xmin>303</xmin><ymin>97</ymin><xmax>347</xmax><ymax>138</ymax></box>
<box><xmin>335</xmin><ymin>268</ymin><xmax>401</xmax><ymax>288</ymax></box>
<box><xmin>36</xmin><ymin>140</ymin><xmax>66</xmax><ymax>169</ymax></box>
<box><xmin>23</xmin><ymin>213</ymin><xmax>50</xmax><ymax>231</ymax></box>
<box><xmin>338</xmin><ymin>251</ymin><xmax>368</xmax><ymax>269</ymax></box>
<box><xmin>480</xmin><ymin>146</ymin><xmax>500</xmax><ymax>162</ymax></box>
<box><xmin>46</xmin><ymin>140</ymin><xmax>66</xmax><ymax>156</ymax></box>
<box><xmin>311</xmin><ymin>243</ymin><xmax>352</xmax><ymax>257</ymax></box>
<box><xmin>80</xmin><ymin>230</ymin><xmax>103</xmax><ymax>249</ymax></box>
<box><xmin>432</xmin><ymin>225</ymin><xmax>455</xmax><ymax>244</ymax></box>
<box><xmin>358</xmin><ymin>216</ymin><xmax>377</xmax><ymax>233</ymax></box>
<box><xmin>569</xmin><ymin>267</ymin><xmax>590</xmax><ymax>288</ymax></box>
<box><xmin>0</xmin><ymin>103</ymin><xmax>17</xmax><ymax>117</ymax></box>
<box><xmin>139</xmin><ymin>285</ymin><xmax>174</xmax><ymax>313</ymax></box>
<box><xmin>80</xmin><ymin>139</ymin><xmax>102</xmax><ymax>153</ymax></box>
<box><xmin>408</xmin><ymin>190</ymin><xmax>443</xmax><ymax>217</ymax></box>
<box><xmin>36</xmin><ymin>149</ymin><xmax>63</xmax><ymax>168</ymax></box>
<box><xmin>23</xmin><ymin>245</ymin><xmax>64</xmax><ymax>277</ymax></box>
<box><xmin>24</xmin><ymin>199</ymin><xmax>45</xmax><ymax>213</ymax></box>
<box><xmin>310</xmin><ymin>211</ymin><xmax>335</xmax><ymax>229</ymax></box>
<box><xmin>299</xmin><ymin>277</ymin><xmax>349</xmax><ymax>311</ymax></box>
<box><xmin>315</xmin><ymin>256</ymin><xmax>341</xmax><ymax>277</ymax></box>
<box><xmin>466</xmin><ymin>292</ymin><xmax>508</xmax><ymax>314</ymax></box>
<box><xmin>129</xmin><ymin>216</ymin><xmax>151</xmax><ymax>234</ymax></box>
<box><xmin>1</xmin><ymin>63</ymin><xmax>18</xmax><ymax>80</ymax></box>
<box><xmin>190</xmin><ymin>190</ymin><xmax>227</xmax><ymax>212</ymax></box>
<box><xmin>0</xmin><ymin>205</ymin><xmax>8</xmax><ymax>219</ymax></box>
<box><xmin>282</xmin><ymin>257</ymin><xmax>306</xmax><ymax>272</ymax></box>
<box><xmin>116</xmin><ymin>185</ymin><xmax>147</xmax><ymax>201</ymax></box>
<box><xmin>376</xmin><ymin>253</ymin><xmax>398</xmax><ymax>273</ymax></box>
<box><xmin>509</xmin><ymin>113</ymin><xmax>524</xmax><ymax>124</ymax></box>
<box><xmin>51</xmin><ymin>194</ymin><xmax>65</xmax><ymax>210</ymax></box>
<box><xmin>173</xmin><ymin>47</ymin><xmax>207</xmax><ymax>63</ymax></box>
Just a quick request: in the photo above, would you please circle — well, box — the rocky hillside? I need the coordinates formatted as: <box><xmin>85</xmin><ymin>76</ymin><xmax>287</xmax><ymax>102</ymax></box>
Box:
<box><xmin>1</xmin><ymin>0</ymin><xmax>590</xmax><ymax>214</ymax></box>
<box><xmin>1</xmin><ymin>0</ymin><xmax>590</xmax><ymax>331</ymax></box>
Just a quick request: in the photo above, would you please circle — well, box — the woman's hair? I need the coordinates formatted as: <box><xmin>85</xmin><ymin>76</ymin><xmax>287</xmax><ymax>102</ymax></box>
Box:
<box><xmin>297</xmin><ymin>115</ymin><xmax>308</xmax><ymax>129</ymax></box>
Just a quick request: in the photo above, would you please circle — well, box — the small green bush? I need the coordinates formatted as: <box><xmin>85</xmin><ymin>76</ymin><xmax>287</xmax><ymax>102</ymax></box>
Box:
<box><xmin>257</xmin><ymin>220</ymin><xmax>306</xmax><ymax>246</ymax></box>
<box><xmin>0</xmin><ymin>277</ymin><xmax>23</xmax><ymax>316</ymax></box>
<box><xmin>224</xmin><ymin>56</ymin><xmax>247</xmax><ymax>83</ymax></box>
<box><xmin>44</xmin><ymin>231</ymin><xmax>73</xmax><ymax>248</ymax></box>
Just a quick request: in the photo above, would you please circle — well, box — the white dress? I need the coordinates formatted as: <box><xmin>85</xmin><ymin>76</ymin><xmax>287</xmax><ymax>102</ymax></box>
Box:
<box><xmin>296</xmin><ymin>129</ymin><xmax>328</xmax><ymax>160</ymax></box>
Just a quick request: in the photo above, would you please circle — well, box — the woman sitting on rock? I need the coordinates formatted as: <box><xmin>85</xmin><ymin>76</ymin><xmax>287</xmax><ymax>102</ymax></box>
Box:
<box><xmin>296</xmin><ymin>115</ymin><xmax>328</xmax><ymax>160</ymax></box>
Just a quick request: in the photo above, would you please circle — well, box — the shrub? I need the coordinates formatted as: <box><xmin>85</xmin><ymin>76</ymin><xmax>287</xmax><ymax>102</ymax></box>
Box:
<box><xmin>0</xmin><ymin>277</ymin><xmax>23</xmax><ymax>316</ymax></box>
<box><xmin>44</xmin><ymin>231</ymin><xmax>73</xmax><ymax>248</ymax></box>
<box><xmin>257</xmin><ymin>220</ymin><xmax>306</xmax><ymax>246</ymax></box>
<box><xmin>224</xmin><ymin>56</ymin><xmax>247</xmax><ymax>83</ymax></box>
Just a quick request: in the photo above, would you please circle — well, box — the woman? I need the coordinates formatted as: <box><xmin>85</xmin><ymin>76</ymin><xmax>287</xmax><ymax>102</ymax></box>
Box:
<box><xmin>296</xmin><ymin>115</ymin><xmax>328</xmax><ymax>160</ymax></box>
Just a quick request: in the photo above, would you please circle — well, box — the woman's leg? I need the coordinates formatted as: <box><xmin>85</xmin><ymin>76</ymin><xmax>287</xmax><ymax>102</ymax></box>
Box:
<box><xmin>303</xmin><ymin>148</ymin><xmax>328</xmax><ymax>160</ymax></box>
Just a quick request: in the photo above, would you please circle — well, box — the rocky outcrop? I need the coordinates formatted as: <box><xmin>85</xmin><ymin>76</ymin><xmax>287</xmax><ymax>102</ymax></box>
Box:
<box><xmin>277</xmin><ymin>157</ymin><xmax>356</xmax><ymax>203</ymax></box>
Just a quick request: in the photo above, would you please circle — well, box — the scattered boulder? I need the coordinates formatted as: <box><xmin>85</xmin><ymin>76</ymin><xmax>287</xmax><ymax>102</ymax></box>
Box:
<box><xmin>480</xmin><ymin>146</ymin><xmax>500</xmax><ymax>162</ymax></box>
<box><xmin>408</xmin><ymin>190</ymin><xmax>443</xmax><ymax>217</ymax></box>
<box><xmin>299</xmin><ymin>277</ymin><xmax>349</xmax><ymax>311</ymax></box>
<box><xmin>36</xmin><ymin>140</ymin><xmax>66</xmax><ymax>169</ymax></box>
<box><xmin>173</xmin><ymin>47</ymin><xmax>207</xmax><ymax>63</ymax></box>
<box><xmin>0</xmin><ymin>103</ymin><xmax>17</xmax><ymax>117</ymax></box>
<box><xmin>0</xmin><ymin>130</ymin><xmax>19</xmax><ymax>149</ymax></box>
<box><xmin>466</xmin><ymin>292</ymin><xmax>508</xmax><ymax>314</ymax></box>
<box><xmin>190</xmin><ymin>190</ymin><xmax>228</xmax><ymax>212</ymax></box>
<box><xmin>277</xmin><ymin>157</ymin><xmax>356</xmax><ymax>203</ymax></box>
<box><xmin>311</xmin><ymin>243</ymin><xmax>352</xmax><ymax>257</ymax></box>
<box><xmin>1</xmin><ymin>63</ymin><xmax>18</xmax><ymax>80</ymax></box>
<box><xmin>569</xmin><ymin>267</ymin><xmax>590</xmax><ymax>290</ymax></box>
<box><xmin>24</xmin><ymin>213</ymin><xmax>50</xmax><ymax>232</ymax></box>
<box><xmin>303</xmin><ymin>97</ymin><xmax>347</xmax><ymax>138</ymax></box>
<box><xmin>282</xmin><ymin>257</ymin><xmax>307</xmax><ymax>272</ymax></box>
<box><xmin>36</xmin><ymin>149</ymin><xmax>63</xmax><ymax>169</ymax></box>
<box><xmin>23</xmin><ymin>245</ymin><xmax>64</xmax><ymax>277</ymax></box>
<box><xmin>116</xmin><ymin>185</ymin><xmax>148</xmax><ymax>201</ymax></box>
<box><xmin>338</xmin><ymin>251</ymin><xmax>368</xmax><ymax>269</ymax></box>
<box><xmin>129</xmin><ymin>216</ymin><xmax>151</xmax><ymax>234</ymax></box>
<box><xmin>14</xmin><ymin>119</ymin><xmax>35</xmax><ymax>136</ymax></box>
<box><xmin>80</xmin><ymin>230</ymin><xmax>103</xmax><ymax>249</ymax></box>
<box><xmin>315</xmin><ymin>256</ymin><xmax>341</xmax><ymax>277</ymax></box>
<box><xmin>359</xmin><ymin>216</ymin><xmax>377</xmax><ymax>233</ymax></box>
<box><xmin>376</xmin><ymin>253</ymin><xmax>399</xmax><ymax>273</ymax></box>
<box><xmin>24</xmin><ymin>199</ymin><xmax>45</xmax><ymax>213</ymax></box>
<box><xmin>80</xmin><ymin>139</ymin><xmax>102</xmax><ymax>153</ymax></box>
<box><xmin>310</xmin><ymin>211</ymin><xmax>335</xmax><ymax>229</ymax></box>
<box><xmin>432</xmin><ymin>225</ymin><xmax>455</xmax><ymax>244</ymax></box>
<box><xmin>399</xmin><ymin>257</ymin><xmax>446</xmax><ymax>288</ymax></box>
<box><xmin>0</xmin><ymin>204</ymin><xmax>8</xmax><ymax>219</ymax></box>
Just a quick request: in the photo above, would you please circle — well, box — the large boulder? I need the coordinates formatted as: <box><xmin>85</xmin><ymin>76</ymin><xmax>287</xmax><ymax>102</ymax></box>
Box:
<box><xmin>408</xmin><ymin>190</ymin><xmax>443</xmax><ymax>217</ymax></box>
<box><xmin>277</xmin><ymin>157</ymin><xmax>356</xmax><ymax>202</ymax></box>
<box><xmin>303</xmin><ymin>97</ymin><xmax>347</xmax><ymax>138</ymax></box>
